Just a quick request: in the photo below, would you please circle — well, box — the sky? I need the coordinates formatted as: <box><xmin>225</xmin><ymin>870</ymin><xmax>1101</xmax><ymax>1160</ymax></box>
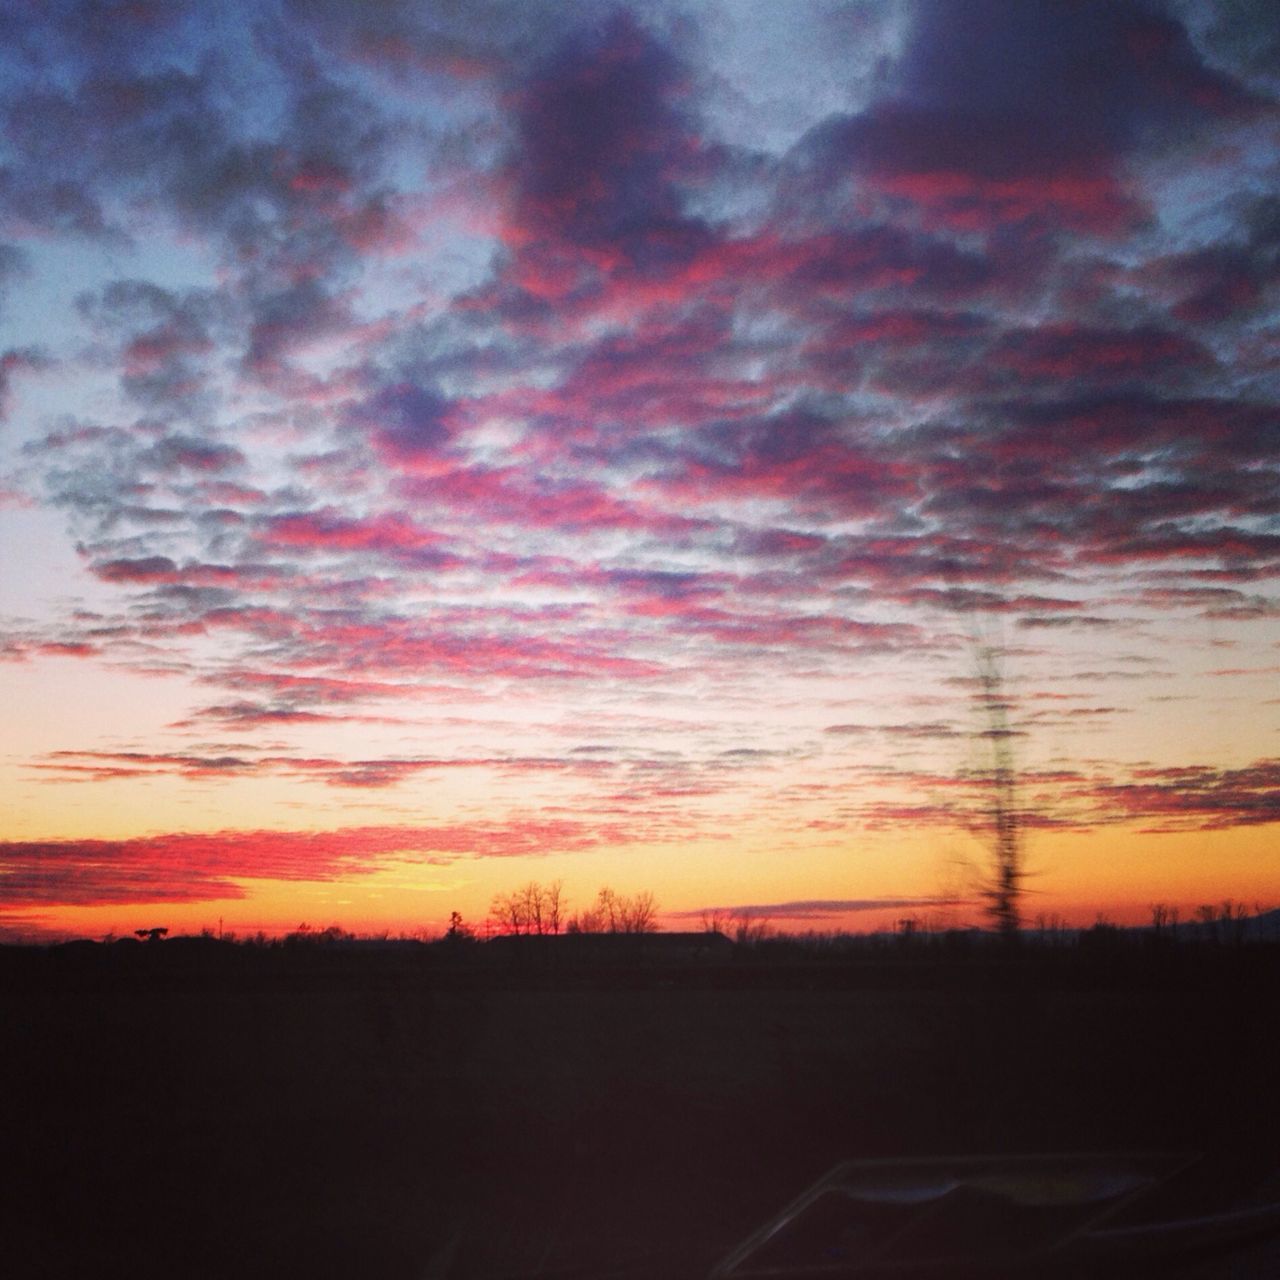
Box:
<box><xmin>1</xmin><ymin>0</ymin><xmax>1277</xmax><ymax>942</ymax></box>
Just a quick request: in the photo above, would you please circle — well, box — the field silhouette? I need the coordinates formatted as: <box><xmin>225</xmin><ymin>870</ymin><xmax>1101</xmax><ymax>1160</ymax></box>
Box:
<box><xmin>3</xmin><ymin>933</ymin><xmax>1279</xmax><ymax>1278</ymax></box>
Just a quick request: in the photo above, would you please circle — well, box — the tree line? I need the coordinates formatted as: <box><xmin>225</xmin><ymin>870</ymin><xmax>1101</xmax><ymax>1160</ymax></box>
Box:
<box><xmin>487</xmin><ymin>881</ymin><xmax>658</xmax><ymax>936</ymax></box>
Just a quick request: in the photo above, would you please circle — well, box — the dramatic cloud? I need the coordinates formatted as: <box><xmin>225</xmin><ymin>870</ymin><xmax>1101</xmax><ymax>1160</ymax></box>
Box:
<box><xmin>0</xmin><ymin>819</ymin><xmax>620</xmax><ymax>907</ymax></box>
<box><xmin>1</xmin><ymin>1</ymin><xmax>1277</xmax><ymax>931</ymax></box>
<box><xmin>1075</xmin><ymin>758</ymin><xmax>1280</xmax><ymax>832</ymax></box>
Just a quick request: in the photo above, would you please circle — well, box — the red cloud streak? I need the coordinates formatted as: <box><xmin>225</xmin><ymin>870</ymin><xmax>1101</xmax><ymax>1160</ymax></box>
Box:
<box><xmin>0</xmin><ymin>820</ymin><xmax>619</xmax><ymax>908</ymax></box>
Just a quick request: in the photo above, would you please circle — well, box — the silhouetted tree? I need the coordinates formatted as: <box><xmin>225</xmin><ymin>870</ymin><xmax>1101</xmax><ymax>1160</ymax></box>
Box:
<box><xmin>490</xmin><ymin>891</ymin><xmax>525</xmax><ymax>935</ymax></box>
<box><xmin>488</xmin><ymin>881</ymin><xmax>566</xmax><ymax>936</ymax></box>
<box><xmin>732</xmin><ymin>910</ymin><xmax>773</xmax><ymax>946</ymax></box>
<box><xmin>444</xmin><ymin>911</ymin><xmax>475</xmax><ymax>943</ymax></box>
<box><xmin>542</xmin><ymin>880</ymin><xmax>564</xmax><ymax>935</ymax></box>
<box><xmin>567</xmin><ymin>887</ymin><xmax>658</xmax><ymax>933</ymax></box>
<box><xmin>621</xmin><ymin>889</ymin><xmax>658</xmax><ymax>933</ymax></box>
<box><xmin>1220</xmin><ymin>899</ymin><xmax>1251</xmax><ymax>946</ymax></box>
<box><xmin>973</xmin><ymin>646</ymin><xmax>1024</xmax><ymax>941</ymax></box>
<box><xmin>134</xmin><ymin>927</ymin><xmax>168</xmax><ymax>943</ymax></box>
<box><xmin>699</xmin><ymin>908</ymin><xmax>768</xmax><ymax>944</ymax></box>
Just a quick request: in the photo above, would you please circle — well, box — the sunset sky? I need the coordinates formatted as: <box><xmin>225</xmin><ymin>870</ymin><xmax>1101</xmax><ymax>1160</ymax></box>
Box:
<box><xmin>1</xmin><ymin>0</ymin><xmax>1277</xmax><ymax>941</ymax></box>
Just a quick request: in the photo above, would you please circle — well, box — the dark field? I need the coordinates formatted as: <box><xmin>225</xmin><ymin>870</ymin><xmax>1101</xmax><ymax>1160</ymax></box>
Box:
<box><xmin>3</xmin><ymin>943</ymin><xmax>1279</xmax><ymax>1279</ymax></box>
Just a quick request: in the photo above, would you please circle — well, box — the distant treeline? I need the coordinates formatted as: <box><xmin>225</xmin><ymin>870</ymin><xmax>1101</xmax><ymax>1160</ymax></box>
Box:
<box><xmin>6</xmin><ymin>896</ymin><xmax>1280</xmax><ymax>956</ymax></box>
<box><xmin>3</xmin><ymin>903</ymin><xmax>1279</xmax><ymax>996</ymax></box>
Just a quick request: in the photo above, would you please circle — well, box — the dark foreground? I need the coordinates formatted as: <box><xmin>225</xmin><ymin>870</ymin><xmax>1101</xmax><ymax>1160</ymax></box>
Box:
<box><xmin>3</xmin><ymin>940</ymin><xmax>1279</xmax><ymax>1279</ymax></box>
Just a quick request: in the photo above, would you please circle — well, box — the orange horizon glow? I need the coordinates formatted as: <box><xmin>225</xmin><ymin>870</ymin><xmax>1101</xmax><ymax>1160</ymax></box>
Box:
<box><xmin>7</xmin><ymin>817</ymin><xmax>1277</xmax><ymax>944</ymax></box>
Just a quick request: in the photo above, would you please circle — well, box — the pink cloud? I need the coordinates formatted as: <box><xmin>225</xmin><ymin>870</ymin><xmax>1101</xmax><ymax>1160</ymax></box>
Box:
<box><xmin>0</xmin><ymin>819</ymin><xmax>622</xmax><ymax>908</ymax></box>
